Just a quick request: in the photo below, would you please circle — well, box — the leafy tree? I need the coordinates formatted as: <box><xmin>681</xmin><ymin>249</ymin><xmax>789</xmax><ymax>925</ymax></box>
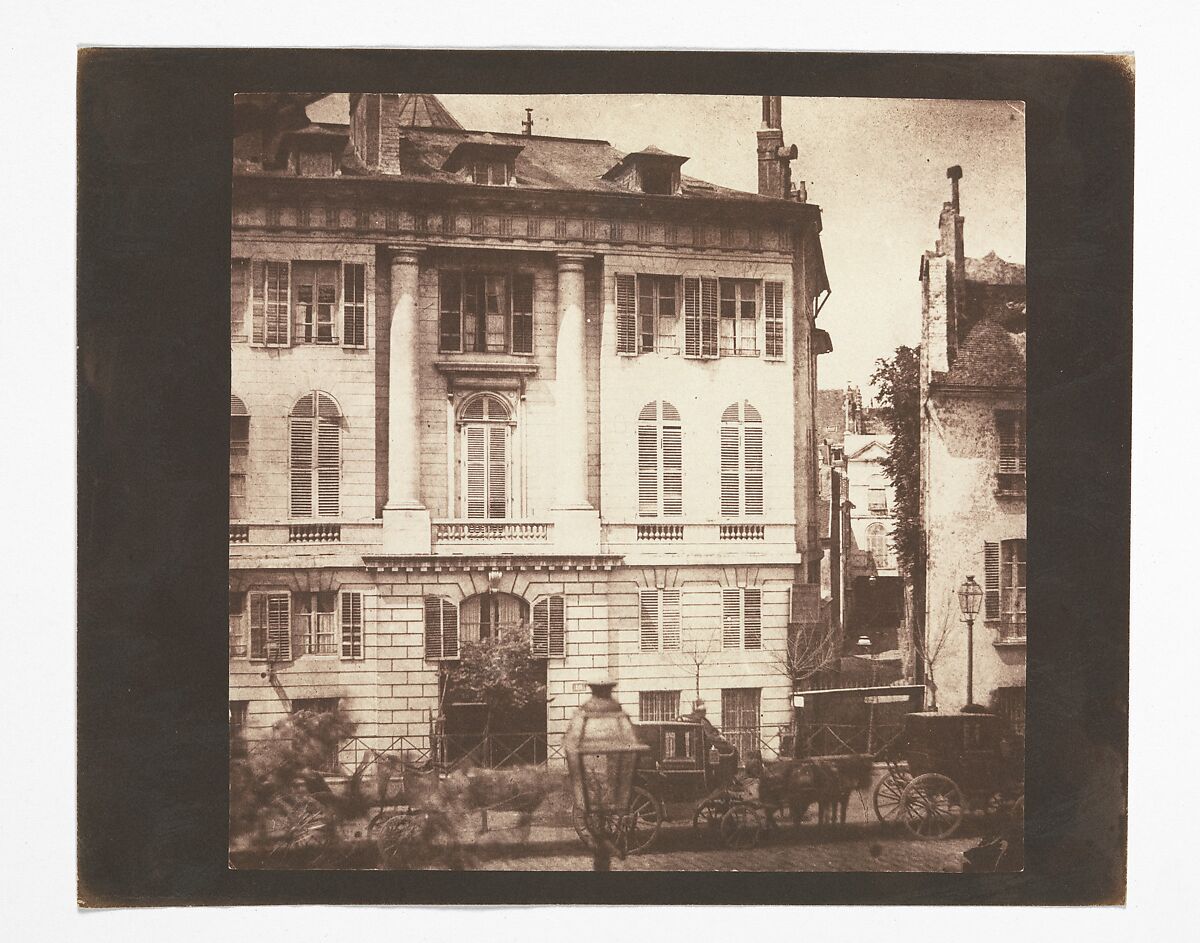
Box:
<box><xmin>444</xmin><ymin>626</ymin><xmax>547</xmax><ymax>728</ymax></box>
<box><xmin>870</xmin><ymin>346</ymin><xmax>925</xmax><ymax>681</ymax></box>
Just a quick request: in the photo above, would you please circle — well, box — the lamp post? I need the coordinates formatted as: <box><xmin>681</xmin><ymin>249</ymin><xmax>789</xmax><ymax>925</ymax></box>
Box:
<box><xmin>957</xmin><ymin>575</ymin><xmax>984</xmax><ymax>711</ymax></box>
<box><xmin>563</xmin><ymin>681</ymin><xmax>650</xmax><ymax>871</ymax></box>
<box><xmin>857</xmin><ymin>635</ymin><xmax>876</xmax><ymax>752</ymax></box>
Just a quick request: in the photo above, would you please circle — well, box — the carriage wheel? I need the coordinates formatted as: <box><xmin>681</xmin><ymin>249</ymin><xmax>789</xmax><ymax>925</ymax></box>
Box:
<box><xmin>720</xmin><ymin>803</ymin><xmax>765</xmax><ymax>850</ymax></box>
<box><xmin>900</xmin><ymin>773</ymin><xmax>965</xmax><ymax>840</ymax></box>
<box><xmin>623</xmin><ymin>787</ymin><xmax>664</xmax><ymax>854</ymax></box>
<box><xmin>266</xmin><ymin>794</ymin><xmax>332</xmax><ymax>851</ymax></box>
<box><xmin>375</xmin><ymin>809</ymin><xmax>462</xmax><ymax>869</ymax></box>
<box><xmin>872</xmin><ymin>770</ymin><xmax>912</xmax><ymax>825</ymax></box>
<box><xmin>693</xmin><ymin>798</ymin><xmax>725</xmax><ymax>831</ymax></box>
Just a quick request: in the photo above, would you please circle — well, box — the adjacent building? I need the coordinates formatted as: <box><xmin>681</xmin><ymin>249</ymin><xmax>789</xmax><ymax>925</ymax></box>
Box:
<box><xmin>918</xmin><ymin>166</ymin><xmax>1026</xmax><ymax>731</ymax></box>
<box><xmin>228</xmin><ymin>93</ymin><xmax>832</xmax><ymax>766</ymax></box>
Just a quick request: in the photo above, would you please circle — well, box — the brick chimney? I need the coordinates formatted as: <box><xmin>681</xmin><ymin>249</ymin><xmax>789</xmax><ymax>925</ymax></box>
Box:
<box><xmin>935</xmin><ymin>165</ymin><xmax>967</xmax><ymax>363</ymax></box>
<box><xmin>757</xmin><ymin>96</ymin><xmax>798</xmax><ymax>199</ymax></box>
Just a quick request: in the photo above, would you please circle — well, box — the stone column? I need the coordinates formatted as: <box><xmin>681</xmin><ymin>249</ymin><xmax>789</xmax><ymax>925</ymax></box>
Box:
<box><xmin>383</xmin><ymin>246</ymin><xmax>431</xmax><ymax>553</ymax></box>
<box><xmin>552</xmin><ymin>254</ymin><xmax>600</xmax><ymax>552</ymax></box>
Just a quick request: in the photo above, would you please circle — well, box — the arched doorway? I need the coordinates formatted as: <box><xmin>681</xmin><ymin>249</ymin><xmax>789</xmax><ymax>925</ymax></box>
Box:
<box><xmin>442</xmin><ymin>592</ymin><xmax>548</xmax><ymax>766</ymax></box>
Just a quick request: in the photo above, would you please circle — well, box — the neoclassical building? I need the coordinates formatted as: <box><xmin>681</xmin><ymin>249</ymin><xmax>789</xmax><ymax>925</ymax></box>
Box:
<box><xmin>228</xmin><ymin>93</ymin><xmax>832</xmax><ymax>765</ymax></box>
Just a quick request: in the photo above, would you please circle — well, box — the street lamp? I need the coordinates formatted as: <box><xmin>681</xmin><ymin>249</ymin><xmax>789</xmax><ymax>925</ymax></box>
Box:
<box><xmin>857</xmin><ymin>635</ymin><xmax>877</xmax><ymax>752</ymax></box>
<box><xmin>957</xmin><ymin>575</ymin><xmax>985</xmax><ymax>712</ymax></box>
<box><xmin>563</xmin><ymin>681</ymin><xmax>649</xmax><ymax>871</ymax></box>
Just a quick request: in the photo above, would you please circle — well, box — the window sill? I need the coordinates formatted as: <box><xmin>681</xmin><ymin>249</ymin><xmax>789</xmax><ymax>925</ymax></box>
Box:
<box><xmin>993</xmin><ymin>636</ymin><xmax>1026</xmax><ymax>648</ymax></box>
<box><xmin>994</xmin><ymin>489</ymin><xmax>1027</xmax><ymax>499</ymax></box>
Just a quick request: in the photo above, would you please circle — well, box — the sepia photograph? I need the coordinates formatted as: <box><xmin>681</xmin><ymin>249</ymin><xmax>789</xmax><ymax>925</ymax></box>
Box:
<box><xmin>225</xmin><ymin>91</ymin><xmax>1027</xmax><ymax>873</ymax></box>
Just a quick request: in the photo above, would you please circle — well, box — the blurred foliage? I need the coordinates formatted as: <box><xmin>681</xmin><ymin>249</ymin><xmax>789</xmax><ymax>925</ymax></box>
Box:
<box><xmin>445</xmin><ymin>626</ymin><xmax>547</xmax><ymax>725</ymax></box>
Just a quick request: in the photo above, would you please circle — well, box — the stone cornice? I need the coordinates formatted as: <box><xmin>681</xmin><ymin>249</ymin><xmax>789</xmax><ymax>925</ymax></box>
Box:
<box><xmin>362</xmin><ymin>554</ymin><xmax>624</xmax><ymax>573</ymax></box>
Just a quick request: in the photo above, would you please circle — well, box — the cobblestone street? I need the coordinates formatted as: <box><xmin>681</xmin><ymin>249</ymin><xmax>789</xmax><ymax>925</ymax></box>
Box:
<box><xmin>473</xmin><ymin>824</ymin><xmax>974</xmax><ymax>871</ymax></box>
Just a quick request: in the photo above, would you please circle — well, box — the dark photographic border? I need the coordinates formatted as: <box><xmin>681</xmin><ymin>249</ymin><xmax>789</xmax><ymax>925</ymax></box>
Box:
<box><xmin>77</xmin><ymin>49</ymin><xmax>1131</xmax><ymax>906</ymax></box>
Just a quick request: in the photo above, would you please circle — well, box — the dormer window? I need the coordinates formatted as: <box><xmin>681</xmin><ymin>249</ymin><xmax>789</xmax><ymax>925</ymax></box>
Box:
<box><xmin>443</xmin><ymin>139</ymin><xmax>523</xmax><ymax>187</ymax></box>
<box><xmin>470</xmin><ymin>160</ymin><xmax>511</xmax><ymax>186</ymax></box>
<box><xmin>602</xmin><ymin>146</ymin><xmax>689</xmax><ymax>196</ymax></box>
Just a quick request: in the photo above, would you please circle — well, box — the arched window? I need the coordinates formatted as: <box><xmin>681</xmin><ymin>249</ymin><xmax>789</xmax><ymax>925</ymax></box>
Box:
<box><xmin>230</xmin><ymin>395</ymin><xmax>250</xmax><ymax>519</ymax></box>
<box><xmin>457</xmin><ymin>393</ymin><xmax>513</xmax><ymax>519</ymax></box>
<box><xmin>460</xmin><ymin>592</ymin><xmax>529</xmax><ymax>643</ymax></box>
<box><xmin>637</xmin><ymin>401</ymin><xmax>683</xmax><ymax>517</ymax></box>
<box><xmin>720</xmin><ymin>402</ymin><xmax>763</xmax><ymax>516</ymax></box>
<box><xmin>289</xmin><ymin>391</ymin><xmax>341</xmax><ymax>518</ymax></box>
<box><xmin>867</xmin><ymin>523</ymin><xmax>889</xmax><ymax>567</ymax></box>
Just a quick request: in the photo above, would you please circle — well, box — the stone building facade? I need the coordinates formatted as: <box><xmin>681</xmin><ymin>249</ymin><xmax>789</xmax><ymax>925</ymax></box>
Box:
<box><xmin>228</xmin><ymin>94</ymin><xmax>831</xmax><ymax>765</ymax></box>
<box><xmin>918</xmin><ymin>167</ymin><xmax>1026</xmax><ymax>730</ymax></box>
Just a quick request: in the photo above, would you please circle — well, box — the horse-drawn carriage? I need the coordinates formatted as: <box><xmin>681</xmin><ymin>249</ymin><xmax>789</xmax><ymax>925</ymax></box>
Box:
<box><xmin>872</xmin><ymin>710</ymin><xmax>1024</xmax><ymax>839</ymax></box>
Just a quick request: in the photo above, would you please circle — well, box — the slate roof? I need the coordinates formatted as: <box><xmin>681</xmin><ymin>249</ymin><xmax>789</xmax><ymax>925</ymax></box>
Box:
<box><xmin>235</xmin><ymin>94</ymin><xmax>806</xmax><ymax>207</ymax></box>
<box><xmin>815</xmin><ymin>389</ymin><xmax>846</xmax><ymax>446</ymax></box>
<box><xmin>965</xmin><ymin>250</ymin><xmax>1026</xmax><ymax>286</ymax></box>
<box><xmin>393</xmin><ymin>93</ymin><xmax>463</xmax><ymax>130</ymax></box>
<box><xmin>939</xmin><ymin>316</ymin><xmax>1027</xmax><ymax>390</ymax></box>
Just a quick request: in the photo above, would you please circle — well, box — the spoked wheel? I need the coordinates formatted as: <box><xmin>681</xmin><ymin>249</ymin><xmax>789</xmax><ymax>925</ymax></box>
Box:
<box><xmin>266</xmin><ymin>794</ymin><xmax>333</xmax><ymax>851</ymax></box>
<box><xmin>693</xmin><ymin>798</ymin><xmax>726</xmax><ymax>831</ymax></box>
<box><xmin>375</xmin><ymin>809</ymin><xmax>462</xmax><ymax>869</ymax></box>
<box><xmin>872</xmin><ymin>770</ymin><xmax>912</xmax><ymax>825</ymax></box>
<box><xmin>720</xmin><ymin>803</ymin><xmax>766</xmax><ymax>850</ymax></box>
<box><xmin>900</xmin><ymin>773</ymin><xmax>966</xmax><ymax>840</ymax></box>
<box><xmin>623</xmin><ymin>787</ymin><xmax>664</xmax><ymax>854</ymax></box>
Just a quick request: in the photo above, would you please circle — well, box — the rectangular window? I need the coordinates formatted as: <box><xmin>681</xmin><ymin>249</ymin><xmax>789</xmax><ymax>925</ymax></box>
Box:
<box><xmin>639</xmin><ymin>690</ymin><xmax>681</xmax><ymax>723</ymax></box>
<box><xmin>342</xmin><ymin>263</ymin><xmax>367</xmax><ymax>348</ymax></box>
<box><xmin>630</xmin><ymin>275</ymin><xmax>677</xmax><ymax>354</ymax></box>
<box><xmin>439</xmin><ymin>271</ymin><xmax>531</xmax><ymax>354</ymax></box>
<box><xmin>462</xmin><ymin>423</ymin><xmax>508</xmax><ymax>519</ymax></box>
<box><xmin>996</xmin><ymin>410</ymin><xmax>1026</xmax><ymax>493</ymax></box>
<box><xmin>722</xmin><ymin>588</ymin><xmax>763</xmax><ymax>650</ymax></box>
<box><xmin>721</xmin><ymin>688</ymin><xmax>761</xmax><ymax>761</ymax></box>
<box><xmin>663</xmin><ymin>727</ymin><xmax>696</xmax><ymax>761</ymax></box>
<box><xmin>471</xmin><ymin>160</ymin><xmax>510</xmax><ymax>185</ymax></box>
<box><xmin>293</xmin><ymin>261</ymin><xmax>339</xmax><ymax>344</ymax></box>
<box><xmin>341</xmin><ymin>591</ymin><xmax>364</xmax><ymax>659</ymax></box>
<box><xmin>763</xmin><ymin>281</ymin><xmax>785</xmax><ymax>359</ymax></box>
<box><xmin>639</xmin><ymin>589</ymin><xmax>681</xmax><ymax>652</ymax></box>
<box><xmin>231</xmin><ymin>258</ymin><xmax>249</xmax><ymax>342</ymax></box>
<box><xmin>984</xmin><ymin>539</ymin><xmax>1026</xmax><ymax>638</ymax></box>
<box><xmin>228</xmin><ymin>592</ymin><xmax>246</xmax><ymax>657</ymax></box>
<box><xmin>719</xmin><ymin>279</ymin><xmax>758</xmax><ymax>356</ymax></box>
<box><xmin>868</xmin><ymin>488</ymin><xmax>888</xmax><ymax>512</ymax></box>
<box><xmin>249</xmin><ymin>591</ymin><xmax>291</xmax><ymax>661</ymax></box>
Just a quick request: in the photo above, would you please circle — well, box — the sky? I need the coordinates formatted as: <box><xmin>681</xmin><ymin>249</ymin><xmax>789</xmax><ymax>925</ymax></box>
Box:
<box><xmin>311</xmin><ymin>94</ymin><xmax>1025</xmax><ymax>398</ymax></box>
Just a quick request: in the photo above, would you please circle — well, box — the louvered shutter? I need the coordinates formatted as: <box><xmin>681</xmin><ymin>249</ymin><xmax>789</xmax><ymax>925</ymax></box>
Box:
<box><xmin>511</xmin><ymin>272</ymin><xmax>534</xmax><ymax>354</ymax></box>
<box><xmin>532</xmin><ymin>598</ymin><xmax>549</xmax><ymax>657</ymax></box>
<box><xmin>997</xmin><ymin>411</ymin><xmax>1026</xmax><ymax>474</ymax></box>
<box><xmin>267</xmin><ymin>593</ymin><xmax>291</xmax><ymax>661</ymax></box>
<box><xmin>637</xmin><ymin>421</ymin><xmax>659</xmax><ymax>516</ymax></box>
<box><xmin>700</xmin><ymin>276</ymin><xmax>719</xmax><ymax>357</ymax></box>
<box><xmin>616</xmin><ymin>273</ymin><xmax>637</xmax><ymax>354</ymax></box>
<box><xmin>342</xmin><ymin>263</ymin><xmax>367</xmax><ymax>348</ymax></box>
<box><xmin>683</xmin><ymin>277</ymin><xmax>701</xmax><ymax>357</ymax></box>
<box><xmin>341</xmin><ymin>592</ymin><xmax>363</xmax><ymax>659</ymax></box>
<box><xmin>639</xmin><ymin>590</ymin><xmax>660</xmax><ymax>652</ymax></box>
<box><xmin>290</xmin><ymin>416</ymin><xmax>314</xmax><ymax>517</ymax></box>
<box><xmin>231</xmin><ymin>259</ymin><xmax>248</xmax><ymax>339</ymax></box>
<box><xmin>547</xmin><ymin>595</ymin><xmax>565</xmax><ymax>657</ymax></box>
<box><xmin>661</xmin><ymin>590</ymin><xmax>681</xmax><ymax>651</ymax></box>
<box><xmin>722</xmin><ymin>589</ymin><xmax>742</xmax><ymax>649</ymax></box>
<box><xmin>764</xmin><ymin>281</ymin><xmax>785</xmax><ymax>359</ymax></box>
<box><xmin>465</xmin><ymin>425</ymin><xmax>487</xmax><ymax>518</ymax></box>
<box><xmin>744</xmin><ymin>416</ymin><xmax>763</xmax><ymax>515</ymax></box>
<box><xmin>661</xmin><ymin>422</ymin><xmax>683</xmax><ymax>516</ymax></box>
<box><xmin>441</xmin><ymin>599</ymin><xmax>459</xmax><ymax>659</ymax></box>
<box><xmin>425</xmin><ymin>596</ymin><xmax>459</xmax><ymax>661</ymax></box>
<box><xmin>316</xmin><ymin>416</ymin><xmax>340</xmax><ymax>516</ymax></box>
<box><xmin>251</xmin><ymin>260</ymin><xmax>266</xmax><ymax>344</ymax></box>
<box><xmin>487</xmin><ymin>424</ymin><xmax>507</xmax><ymax>519</ymax></box>
<box><xmin>265</xmin><ymin>261</ymin><xmax>290</xmax><ymax>346</ymax></box>
<box><xmin>720</xmin><ymin>420</ymin><xmax>740</xmax><ymax>516</ymax></box>
<box><xmin>743</xmin><ymin>589</ymin><xmax>762</xmax><ymax>649</ymax></box>
<box><xmin>532</xmin><ymin>596</ymin><xmax>566</xmax><ymax>658</ymax></box>
<box><xmin>983</xmin><ymin>542</ymin><xmax>1001</xmax><ymax>620</ymax></box>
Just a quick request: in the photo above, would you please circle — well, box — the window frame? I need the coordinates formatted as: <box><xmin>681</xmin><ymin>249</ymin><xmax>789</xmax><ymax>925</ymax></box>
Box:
<box><xmin>638</xmin><ymin>690</ymin><xmax>682</xmax><ymax>722</ymax></box>
<box><xmin>439</xmin><ymin>269</ymin><xmax>534</xmax><ymax>355</ymax></box>
<box><xmin>531</xmin><ymin>594</ymin><xmax>567</xmax><ymax>659</ymax></box>
<box><xmin>984</xmin><ymin>539</ymin><xmax>1027</xmax><ymax>639</ymax></box>
<box><xmin>637</xmin><ymin>401</ymin><xmax>683</xmax><ymax>517</ymax></box>
<box><xmin>289</xmin><ymin>391</ymin><xmax>342</xmax><ymax>519</ymax></box>
<box><xmin>424</xmin><ymin>595</ymin><xmax>461</xmax><ymax>662</ymax></box>
<box><xmin>995</xmin><ymin>409</ymin><xmax>1027</xmax><ymax>492</ymax></box>
<box><xmin>248</xmin><ymin>590</ymin><xmax>292</xmax><ymax>662</ymax></box>
<box><xmin>244</xmin><ymin>259</ymin><xmax>369</xmax><ymax>349</ymax></box>
<box><xmin>719</xmin><ymin>278</ymin><xmax>759</xmax><ymax>357</ymax></box>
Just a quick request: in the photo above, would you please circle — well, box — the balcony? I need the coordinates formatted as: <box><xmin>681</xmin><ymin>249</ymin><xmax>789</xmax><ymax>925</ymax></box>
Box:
<box><xmin>432</xmin><ymin>520</ymin><xmax>552</xmax><ymax>546</ymax></box>
<box><xmin>604</xmin><ymin>520</ymin><xmax>798</xmax><ymax>559</ymax></box>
